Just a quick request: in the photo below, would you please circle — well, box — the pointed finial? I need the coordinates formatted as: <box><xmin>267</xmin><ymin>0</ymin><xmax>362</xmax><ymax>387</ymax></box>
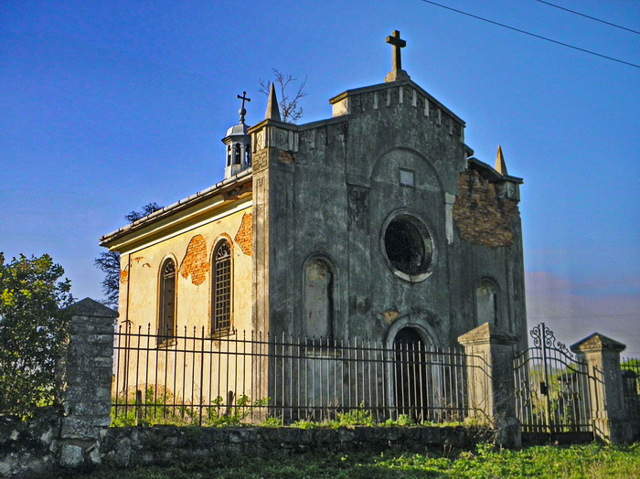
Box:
<box><xmin>495</xmin><ymin>145</ymin><xmax>508</xmax><ymax>175</ymax></box>
<box><xmin>265</xmin><ymin>82</ymin><xmax>281</xmax><ymax>121</ymax></box>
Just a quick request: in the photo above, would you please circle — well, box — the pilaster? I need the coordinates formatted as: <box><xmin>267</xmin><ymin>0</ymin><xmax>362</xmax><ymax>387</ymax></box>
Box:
<box><xmin>58</xmin><ymin>298</ymin><xmax>117</xmax><ymax>468</ymax></box>
<box><xmin>571</xmin><ymin>333</ymin><xmax>632</xmax><ymax>443</ymax></box>
<box><xmin>458</xmin><ymin>322</ymin><xmax>521</xmax><ymax>447</ymax></box>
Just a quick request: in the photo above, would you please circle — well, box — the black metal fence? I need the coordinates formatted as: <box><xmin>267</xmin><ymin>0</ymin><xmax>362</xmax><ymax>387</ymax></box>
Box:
<box><xmin>621</xmin><ymin>357</ymin><xmax>640</xmax><ymax>424</ymax></box>
<box><xmin>112</xmin><ymin>324</ymin><xmax>489</xmax><ymax>426</ymax></box>
<box><xmin>513</xmin><ymin>323</ymin><xmax>594</xmax><ymax>434</ymax></box>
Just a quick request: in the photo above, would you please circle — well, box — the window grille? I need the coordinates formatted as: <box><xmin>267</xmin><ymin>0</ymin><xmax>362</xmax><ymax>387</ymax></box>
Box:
<box><xmin>213</xmin><ymin>241</ymin><xmax>232</xmax><ymax>334</ymax></box>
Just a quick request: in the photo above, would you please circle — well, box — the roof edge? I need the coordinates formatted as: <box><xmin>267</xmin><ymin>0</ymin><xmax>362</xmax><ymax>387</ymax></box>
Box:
<box><xmin>99</xmin><ymin>169</ymin><xmax>252</xmax><ymax>247</ymax></box>
<box><xmin>328</xmin><ymin>78</ymin><xmax>466</xmax><ymax>126</ymax></box>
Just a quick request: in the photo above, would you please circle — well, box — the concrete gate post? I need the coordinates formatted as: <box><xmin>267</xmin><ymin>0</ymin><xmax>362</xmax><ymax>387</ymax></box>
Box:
<box><xmin>570</xmin><ymin>333</ymin><xmax>632</xmax><ymax>443</ymax></box>
<box><xmin>458</xmin><ymin>322</ymin><xmax>521</xmax><ymax>448</ymax></box>
<box><xmin>58</xmin><ymin>298</ymin><xmax>117</xmax><ymax>468</ymax></box>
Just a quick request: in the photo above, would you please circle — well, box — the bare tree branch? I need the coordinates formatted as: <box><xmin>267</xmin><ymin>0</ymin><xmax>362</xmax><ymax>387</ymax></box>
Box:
<box><xmin>259</xmin><ymin>68</ymin><xmax>307</xmax><ymax>123</ymax></box>
<box><xmin>96</xmin><ymin>202</ymin><xmax>163</xmax><ymax>309</ymax></box>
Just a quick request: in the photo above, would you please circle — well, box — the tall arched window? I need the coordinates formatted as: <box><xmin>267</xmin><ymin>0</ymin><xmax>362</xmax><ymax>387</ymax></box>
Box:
<box><xmin>393</xmin><ymin>328</ymin><xmax>430</xmax><ymax>421</ymax></box>
<box><xmin>158</xmin><ymin>258</ymin><xmax>176</xmax><ymax>344</ymax></box>
<box><xmin>476</xmin><ymin>278</ymin><xmax>498</xmax><ymax>326</ymax></box>
<box><xmin>212</xmin><ymin>240</ymin><xmax>232</xmax><ymax>335</ymax></box>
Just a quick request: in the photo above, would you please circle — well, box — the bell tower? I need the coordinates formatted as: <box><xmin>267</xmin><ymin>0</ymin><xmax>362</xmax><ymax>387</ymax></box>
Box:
<box><xmin>222</xmin><ymin>91</ymin><xmax>252</xmax><ymax>179</ymax></box>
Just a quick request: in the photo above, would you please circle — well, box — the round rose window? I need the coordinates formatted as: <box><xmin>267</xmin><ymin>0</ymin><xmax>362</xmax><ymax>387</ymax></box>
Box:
<box><xmin>383</xmin><ymin>215</ymin><xmax>433</xmax><ymax>280</ymax></box>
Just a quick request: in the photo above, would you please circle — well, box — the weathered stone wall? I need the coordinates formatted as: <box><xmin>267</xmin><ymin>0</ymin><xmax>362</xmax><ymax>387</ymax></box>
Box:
<box><xmin>0</xmin><ymin>420</ymin><xmax>489</xmax><ymax>477</ymax></box>
<box><xmin>59</xmin><ymin>299</ymin><xmax>116</xmax><ymax>441</ymax></box>
<box><xmin>452</xmin><ymin>169</ymin><xmax>520</xmax><ymax>248</ymax></box>
<box><xmin>251</xmin><ymin>79</ymin><xmax>471</xmax><ymax>347</ymax></box>
<box><xmin>101</xmin><ymin>425</ymin><xmax>489</xmax><ymax>469</ymax></box>
<box><xmin>0</xmin><ymin>298</ymin><xmax>117</xmax><ymax>478</ymax></box>
<box><xmin>445</xmin><ymin>163</ymin><xmax>527</xmax><ymax>349</ymax></box>
<box><xmin>0</xmin><ymin>407</ymin><xmax>60</xmax><ymax>478</ymax></box>
<box><xmin>249</xmin><ymin>77</ymin><xmax>528</xmax><ymax>352</ymax></box>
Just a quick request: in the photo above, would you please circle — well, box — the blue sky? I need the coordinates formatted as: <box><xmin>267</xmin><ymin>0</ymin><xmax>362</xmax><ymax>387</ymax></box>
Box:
<box><xmin>1</xmin><ymin>1</ymin><xmax>639</xmax><ymax>353</ymax></box>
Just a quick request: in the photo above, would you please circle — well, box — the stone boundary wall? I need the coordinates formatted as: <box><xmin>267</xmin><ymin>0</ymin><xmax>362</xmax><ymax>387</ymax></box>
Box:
<box><xmin>1</xmin><ymin>298</ymin><xmax>635</xmax><ymax>477</ymax></box>
<box><xmin>0</xmin><ymin>407</ymin><xmax>61</xmax><ymax>477</ymax></box>
<box><xmin>102</xmin><ymin>425</ymin><xmax>489</xmax><ymax>468</ymax></box>
<box><xmin>0</xmin><ymin>420</ymin><xmax>489</xmax><ymax>477</ymax></box>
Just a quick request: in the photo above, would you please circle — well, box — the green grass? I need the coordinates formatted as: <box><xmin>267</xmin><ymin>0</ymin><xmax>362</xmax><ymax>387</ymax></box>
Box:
<box><xmin>60</xmin><ymin>442</ymin><xmax>640</xmax><ymax>479</ymax></box>
<box><xmin>111</xmin><ymin>388</ymin><xmax>269</xmax><ymax>427</ymax></box>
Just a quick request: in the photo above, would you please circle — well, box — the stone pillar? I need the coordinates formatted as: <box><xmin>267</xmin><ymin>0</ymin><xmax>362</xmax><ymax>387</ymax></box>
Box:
<box><xmin>58</xmin><ymin>298</ymin><xmax>117</xmax><ymax>468</ymax></box>
<box><xmin>570</xmin><ymin>333</ymin><xmax>632</xmax><ymax>443</ymax></box>
<box><xmin>458</xmin><ymin>322</ymin><xmax>521</xmax><ymax>448</ymax></box>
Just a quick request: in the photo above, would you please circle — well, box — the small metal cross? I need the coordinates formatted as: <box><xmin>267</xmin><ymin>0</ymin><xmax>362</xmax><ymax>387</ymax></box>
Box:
<box><xmin>237</xmin><ymin>91</ymin><xmax>251</xmax><ymax>123</ymax></box>
<box><xmin>386</xmin><ymin>30</ymin><xmax>406</xmax><ymax>72</ymax></box>
<box><xmin>237</xmin><ymin>91</ymin><xmax>251</xmax><ymax>110</ymax></box>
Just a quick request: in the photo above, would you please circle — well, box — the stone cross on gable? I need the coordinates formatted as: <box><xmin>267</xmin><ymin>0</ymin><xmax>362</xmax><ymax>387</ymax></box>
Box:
<box><xmin>386</xmin><ymin>30</ymin><xmax>406</xmax><ymax>71</ymax></box>
<box><xmin>237</xmin><ymin>91</ymin><xmax>251</xmax><ymax>123</ymax></box>
<box><xmin>385</xmin><ymin>30</ymin><xmax>410</xmax><ymax>82</ymax></box>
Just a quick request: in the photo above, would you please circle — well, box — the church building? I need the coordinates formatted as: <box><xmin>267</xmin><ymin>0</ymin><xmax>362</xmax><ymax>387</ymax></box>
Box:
<box><xmin>100</xmin><ymin>31</ymin><xmax>527</xmax><ymax>369</ymax></box>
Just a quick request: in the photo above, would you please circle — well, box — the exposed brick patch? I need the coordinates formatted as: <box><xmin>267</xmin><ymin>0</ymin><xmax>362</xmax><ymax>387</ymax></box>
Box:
<box><xmin>223</xmin><ymin>181</ymin><xmax>252</xmax><ymax>201</ymax></box>
<box><xmin>278</xmin><ymin>150</ymin><xmax>294</xmax><ymax>163</ymax></box>
<box><xmin>119</xmin><ymin>266</ymin><xmax>129</xmax><ymax>284</ymax></box>
<box><xmin>453</xmin><ymin>169</ymin><xmax>519</xmax><ymax>248</ymax></box>
<box><xmin>234</xmin><ymin>213</ymin><xmax>253</xmax><ymax>256</ymax></box>
<box><xmin>180</xmin><ymin>235</ymin><xmax>210</xmax><ymax>286</ymax></box>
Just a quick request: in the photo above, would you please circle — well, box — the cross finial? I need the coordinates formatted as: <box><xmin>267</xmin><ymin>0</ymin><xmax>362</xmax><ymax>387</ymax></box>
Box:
<box><xmin>386</xmin><ymin>30</ymin><xmax>406</xmax><ymax>71</ymax></box>
<box><xmin>385</xmin><ymin>30</ymin><xmax>410</xmax><ymax>82</ymax></box>
<box><xmin>237</xmin><ymin>91</ymin><xmax>251</xmax><ymax>123</ymax></box>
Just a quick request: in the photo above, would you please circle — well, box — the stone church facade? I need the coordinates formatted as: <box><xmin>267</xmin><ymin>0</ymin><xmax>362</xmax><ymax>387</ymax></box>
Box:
<box><xmin>100</xmin><ymin>31</ymin><xmax>527</xmax><ymax>364</ymax></box>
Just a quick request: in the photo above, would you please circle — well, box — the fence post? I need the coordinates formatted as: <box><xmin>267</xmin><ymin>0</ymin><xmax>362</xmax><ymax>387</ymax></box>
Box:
<box><xmin>58</xmin><ymin>298</ymin><xmax>117</xmax><ymax>468</ymax></box>
<box><xmin>570</xmin><ymin>333</ymin><xmax>632</xmax><ymax>443</ymax></box>
<box><xmin>458</xmin><ymin>322</ymin><xmax>521</xmax><ymax>448</ymax></box>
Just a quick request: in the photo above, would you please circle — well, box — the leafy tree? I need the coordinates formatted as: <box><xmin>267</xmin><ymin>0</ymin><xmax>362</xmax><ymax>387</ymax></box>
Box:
<box><xmin>125</xmin><ymin>201</ymin><xmax>163</xmax><ymax>223</ymax></box>
<box><xmin>622</xmin><ymin>358</ymin><xmax>640</xmax><ymax>369</ymax></box>
<box><xmin>94</xmin><ymin>250</ymin><xmax>120</xmax><ymax>309</ymax></box>
<box><xmin>259</xmin><ymin>68</ymin><xmax>308</xmax><ymax>123</ymax></box>
<box><xmin>0</xmin><ymin>253</ymin><xmax>73</xmax><ymax>417</ymax></box>
<box><xmin>96</xmin><ymin>202</ymin><xmax>163</xmax><ymax>309</ymax></box>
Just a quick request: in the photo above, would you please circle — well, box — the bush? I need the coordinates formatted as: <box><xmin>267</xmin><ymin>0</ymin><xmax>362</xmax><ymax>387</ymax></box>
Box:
<box><xmin>0</xmin><ymin>253</ymin><xmax>72</xmax><ymax>417</ymax></box>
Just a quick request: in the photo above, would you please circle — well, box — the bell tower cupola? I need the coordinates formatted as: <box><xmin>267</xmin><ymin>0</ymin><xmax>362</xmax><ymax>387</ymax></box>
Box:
<box><xmin>222</xmin><ymin>91</ymin><xmax>252</xmax><ymax>179</ymax></box>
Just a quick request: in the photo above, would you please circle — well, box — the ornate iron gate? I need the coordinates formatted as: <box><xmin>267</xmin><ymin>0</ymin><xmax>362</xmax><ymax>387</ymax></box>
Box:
<box><xmin>513</xmin><ymin>323</ymin><xmax>594</xmax><ymax>434</ymax></box>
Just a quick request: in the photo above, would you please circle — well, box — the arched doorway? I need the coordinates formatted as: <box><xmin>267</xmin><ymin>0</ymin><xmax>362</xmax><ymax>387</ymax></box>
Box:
<box><xmin>393</xmin><ymin>327</ymin><xmax>431</xmax><ymax>421</ymax></box>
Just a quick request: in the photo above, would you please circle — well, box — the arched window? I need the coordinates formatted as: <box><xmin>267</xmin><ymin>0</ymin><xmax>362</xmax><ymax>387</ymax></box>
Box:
<box><xmin>158</xmin><ymin>258</ymin><xmax>176</xmax><ymax>344</ymax></box>
<box><xmin>476</xmin><ymin>278</ymin><xmax>498</xmax><ymax>326</ymax></box>
<box><xmin>304</xmin><ymin>258</ymin><xmax>334</xmax><ymax>339</ymax></box>
<box><xmin>212</xmin><ymin>241</ymin><xmax>232</xmax><ymax>335</ymax></box>
<box><xmin>393</xmin><ymin>328</ymin><xmax>430</xmax><ymax>421</ymax></box>
<box><xmin>234</xmin><ymin>143</ymin><xmax>241</xmax><ymax>165</ymax></box>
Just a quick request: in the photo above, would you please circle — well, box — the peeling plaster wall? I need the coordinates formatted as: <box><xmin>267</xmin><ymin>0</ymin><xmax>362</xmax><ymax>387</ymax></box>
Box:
<box><xmin>180</xmin><ymin>234</ymin><xmax>210</xmax><ymax>286</ymax></box>
<box><xmin>234</xmin><ymin>212</ymin><xmax>253</xmax><ymax>256</ymax></box>
<box><xmin>117</xmin><ymin>207</ymin><xmax>253</xmax><ymax>335</ymax></box>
